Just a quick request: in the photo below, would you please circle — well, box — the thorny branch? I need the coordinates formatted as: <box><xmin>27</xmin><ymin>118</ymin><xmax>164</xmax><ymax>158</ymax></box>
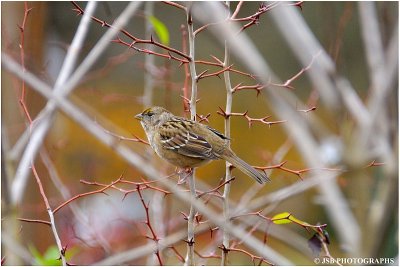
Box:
<box><xmin>18</xmin><ymin>2</ymin><xmax>33</xmax><ymax>124</ymax></box>
<box><xmin>219</xmin><ymin>245</ymin><xmax>274</xmax><ymax>265</ymax></box>
<box><xmin>137</xmin><ymin>185</ymin><xmax>163</xmax><ymax>265</ymax></box>
<box><xmin>53</xmin><ymin>175</ymin><xmax>124</xmax><ymax>214</ymax></box>
<box><xmin>71</xmin><ymin>1</ymin><xmax>190</xmax><ymax>62</ymax></box>
<box><xmin>217</xmin><ymin>107</ymin><xmax>286</xmax><ymax>128</ymax></box>
<box><xmin>31</xmin><ymin>164</ymin><xmax>67</xmax><ymax>266</ymax></box>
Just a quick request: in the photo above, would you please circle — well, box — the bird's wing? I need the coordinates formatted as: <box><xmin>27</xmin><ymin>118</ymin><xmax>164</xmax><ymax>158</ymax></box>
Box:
<box><xmin>159</xmin><ymin>119</ymin><xmax>216</xmax><ymax>159</ymax></box>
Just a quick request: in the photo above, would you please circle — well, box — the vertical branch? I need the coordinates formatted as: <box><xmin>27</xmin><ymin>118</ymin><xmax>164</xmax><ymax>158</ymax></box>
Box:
<box><xmin>185</xmin><ymin>171</ymin><xmax>196</xmax><ymax>266</ymax></box>
<box><xmin>143</xmin><ymin>1</ymin><xmax>155</xmax><ymax>108</ymax></box>
<box><xmin>137</xmin><ymin>185</ymin><xmax>163</xmax><ymax>265</ymax></box>
<box><xmin>181</xmin><ymin>25</ymin><xmax>190</xmax><ymax>112</ymax></box>
<box><xmin>221</xmin><ymin>2</ymin><xmax>232</xmax><ymax>265</ymax></box>
<box><xmin>186</xmin><ymin>4</ymin><xmax>198</xmax><ymax>120</ymax></box>
<box><xmin>18</xmin><ymin>1</ymin><xmax>33</xmax><ymax>124</ymax></box>
<box><xmin>31</xmin><ymin>164</ymin><xmax>66</xmax><ymax>266</ymax></box>
<box><xmin>185</xmin><ymin>3</ymin><xmax>197</xmax><ymax>265</ymax></box>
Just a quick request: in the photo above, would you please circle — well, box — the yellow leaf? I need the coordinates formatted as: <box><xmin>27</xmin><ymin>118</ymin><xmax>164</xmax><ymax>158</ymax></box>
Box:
<box><xmin>271</xmin><ymin>212</ymin><xmax>292</xmax><ymax>224</ymax></box>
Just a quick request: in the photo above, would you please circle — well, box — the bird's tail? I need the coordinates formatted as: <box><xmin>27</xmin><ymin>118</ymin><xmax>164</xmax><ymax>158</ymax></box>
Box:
<box><xmin>222</xmin><ymin>151</ymin><xmax>270</xmax><ymax>184</ymax></box>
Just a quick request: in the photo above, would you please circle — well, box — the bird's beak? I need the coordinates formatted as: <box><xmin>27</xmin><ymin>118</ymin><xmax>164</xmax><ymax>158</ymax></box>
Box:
<box><xmin>134</xmin><ymin>113</ymin><xmax>143</xmax><ymax>121</ymax></box>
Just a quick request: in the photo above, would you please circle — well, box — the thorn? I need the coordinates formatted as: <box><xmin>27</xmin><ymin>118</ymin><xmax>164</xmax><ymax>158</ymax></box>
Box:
<box><xmin>100</xmin><ymin>191</ymin><xmax>109</xmax><ymax>196</ymax></box>
<box><xmin>184</xmin><ymin>238</ymin><xmax>195</xmax><ymax>246</ymax></box>
<box><xmin>218</xmin><ymin>244</ymin><xmax>230</xmax><ymax>253</ymax></box>
<box><xmin>210</xmin><ymin>54</ymin><xmax>223</xmax><ymax>65</ymax></box>
<box><xmin>216</xmin><ymin>106</ymin><xmax>228</xmax><ymax>117</ymax></box>
<box><xmin>180</xmin><ymin>211</ymin><xmax>188</xmax><ymax>220</ymax></box>
<box><xmin>61</xmin><ymin>245</ymin><xmax>68</xmax><ymax>256</ymax></box>
<box><xmin>180</xmin><ymin>95</ymin><xmax>190</xmax><ymax>103</ymax></box>
<box><xmin>196</xmin><ymin>69</ymin><xmax>209</xmax><ymax>81</ymax></box>
<box><xmin>167</xmin><ymin>51</ymin><xmax>172</xmax><ymax>60</ymax></box>
<box><xmin>256</xmin><ymin>88</ymin><xmax>262</xmax><ymax>97</ymax></box>
<box><xmin>232</xmin><ymin>82</ymin><xmax>243</xmax><ymax>92</ymax></box>
<box><xmin>279</xmin><ymin>161</ymin><xmax>287</xmax><ymax>167</ymax></box>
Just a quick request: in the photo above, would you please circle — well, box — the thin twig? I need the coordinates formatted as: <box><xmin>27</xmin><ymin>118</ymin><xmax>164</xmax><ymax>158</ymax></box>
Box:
<box><xmin>31</xmin><ymin>164</ymin><xmax>67</xmax><ymax>265</ymax></box>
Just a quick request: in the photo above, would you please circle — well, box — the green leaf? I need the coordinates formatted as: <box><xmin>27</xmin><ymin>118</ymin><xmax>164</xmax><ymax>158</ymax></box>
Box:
<box><xmin>29</xmin><ymin>245</ymin><xmax>45</xmax><ymax>265</ymax></box>
<box><xmin>43</xmin><ymin>246</ymin><xmax>62</xmax><ymax>265</ymax></box>
<box><xmin>148</xmin><ymin>15</ymin><xmax>170</xmax><ymax>45</ymax></box>
<box><xmin>29</xmin><ymin>245</ymin><xmax>66</xmax><ymax>266</ymax></box>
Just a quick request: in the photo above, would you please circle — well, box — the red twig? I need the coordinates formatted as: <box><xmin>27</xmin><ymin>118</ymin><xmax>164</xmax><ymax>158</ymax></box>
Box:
<box><xmin>181</xmin><ymin>25</ymin><xmax>190</xmax><ymax>112</ymax></box>
<box><xmin>232</xmin><ymin>83</ymin><xmax>264</xmax><ymax>97</ymax></box>
<box><xmin>99</xmin><ymin>122</ymin><xmax>149</xmax><ymax>145</ymax></box>
<box><xmin>71</xmin><ymin>1</ymin><xmax>190</xmax><ymax>61</ymax></box>
<box><xmin>217</xmin><ymin>107</ymin><xmax>286</xmax><ymax>128</ymax></box>
<box><xmin>31</xmin><ymin>164</ymin><xmax>67</xmax><ymax>265</ymax></box>
<box><xmin>196</xmin><ymin>113</ymin><xmax>211</xmax><ymax>123</ymax></box>
<box><xmin>231</xmin><ymin>1</ymin><xmax>244</xmax><ymax>20</ymax></box>
<box><xmin>219</xmin><ymin>245</ymin><xmax>273</xmax><ymax>265</ymax></box>
<box><xmin>195</xmin><ymin>2</ymin><xmax>282</xmax><ymax>36</ymax></box>
<box><xmin>194</xmin><ymin>250</ymin><xmax>222</xmax><ymax>259</ymax></box>
<box><xmin>162</xmin><ymin>1</ymin><xmax>187</xmax><ymax>11</ymax></box>
<box><xmin>113</xmin><ymin>37</ymin><xmax>189</xmax><ymax>63</ymax></box>
<box><xmin>255</xmin><ymin>161</ymin><xmax>342</xmax><ymax>180</ymax></box>
<box><xmin>31</xmin><ymin>164</ymin><xmax>52</xmax><ymax>211</ymax></box>
<box><xmin>80</xmin><ymin>176</ymin><xmax>171</xmax><ymax>196</ymax></box>
<box><xmin>196</xmin><ymin>64</ymin><xmax>234</xmax><ymax>81</ymax></box>
<box><xmin>231</xmin><ymin>210</ymin><xmax>270</xmax><ymax>222</ymax></box>
<box><xmin>289</xmin><ymin>1</ymin><xmax>304</xmax><ymax>10</ymax></box>
<box><xmin>18</xmin><ymin>1</ymin><xmax>33</xmax><ymax>124</ymax></box>
<box><xmin>366</xmin><ymin>160</ymin><xmax>385</xmax><ymax>167</ymax></box>
<box><xmin>168</xmin><ymin>246</ymin><xmax>185</xmax><ymax>263</ymax></box>
<box><xmin>271</xmin><ymin>51</ymin><xmax>321</xmax><ymax>90</ymax></box>
<box><xmin>237</xmin><ymin>2</ymin><xmax>280</xmax><ymax>33</ymax></box>
<box><xmin>137</xmin><ymin>185</ymin><xmax>163</xmax><ymax>265</ymax></box>
<box><xmin>53</xmin><ymin>175</ymin><xmax>124</xmax><ymax>214</ymax></box>
<box><xmin>197</xmin><ymin>177</ymin><xmax>235</xmax><ymax>198</ymax></box>
<box><xmin>195</xmin><ymin>57</ymin><xmax>257</xmax><ymax>80</ymax></box>
<box><xmin>17</xmin><ymin>217</ymin><xmax>51</xmax><ymax>226</ymax></box>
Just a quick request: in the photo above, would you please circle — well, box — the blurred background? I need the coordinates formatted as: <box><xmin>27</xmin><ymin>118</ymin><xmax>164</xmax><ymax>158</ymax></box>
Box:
<box><xmin>1</xmin><ymin>1</ymin><xmax>398</xmax><ymax>265</ymax></box>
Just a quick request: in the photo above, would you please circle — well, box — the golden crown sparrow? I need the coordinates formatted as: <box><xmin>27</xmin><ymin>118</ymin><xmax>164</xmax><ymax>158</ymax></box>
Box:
<box><xmin>135</xmin><ymin>106</ymin><xmax>269</xmax><ymax>184</ymax></box>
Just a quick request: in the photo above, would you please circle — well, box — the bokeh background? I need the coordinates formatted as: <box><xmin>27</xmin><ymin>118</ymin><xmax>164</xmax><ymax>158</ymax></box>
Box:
<box><xmin>2</xmin><ymin>1</ymin><xmax>398</xmax><ymax>265</ymax></box>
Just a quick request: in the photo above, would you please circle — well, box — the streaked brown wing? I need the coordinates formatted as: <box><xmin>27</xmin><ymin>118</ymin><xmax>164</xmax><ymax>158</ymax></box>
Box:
<box><xmin>159</xmin><ymin>119</ymin><xmax>216</xmax><ymax>159</ymax></box>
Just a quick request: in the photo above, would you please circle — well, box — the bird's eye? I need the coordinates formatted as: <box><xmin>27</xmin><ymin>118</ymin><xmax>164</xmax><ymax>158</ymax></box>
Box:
<box><xmin>146</xmin><ymin>111</ymin><xmax>154</xmax><ymax>117</ymax></box>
